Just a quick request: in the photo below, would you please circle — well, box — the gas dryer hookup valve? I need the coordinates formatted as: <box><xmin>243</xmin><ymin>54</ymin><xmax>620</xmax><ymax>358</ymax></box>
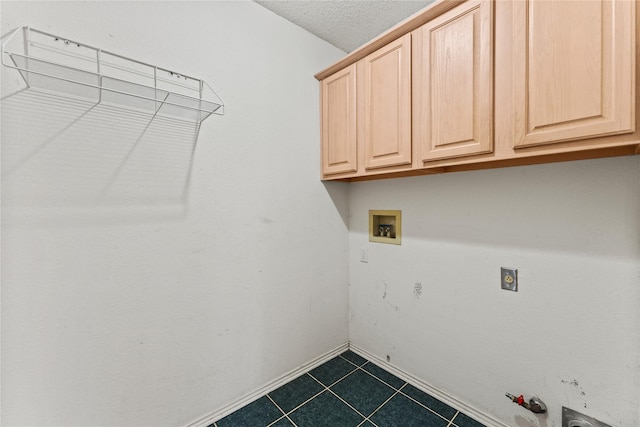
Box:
<box><xmin>505</xmin><ymin>393</ymin><xmax>547</xmax><ymax>414</ymax></box>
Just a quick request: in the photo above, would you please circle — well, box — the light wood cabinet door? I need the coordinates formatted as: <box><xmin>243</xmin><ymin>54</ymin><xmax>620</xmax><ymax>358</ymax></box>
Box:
<box><xmin>363</xmin><ymin>33</ymin><xmax>412</xmax><ymax>170</ymax></box>
<box><xmin>513</xmin><ymin>0</ymin><xmax>635</xmax><ymax>148</ymax></box>
<box><xmin>413</xmin><ymin>0</ymin><xmax>494</xmax><ymax>162</ymax></box>
<box><xmin>321</xmin><ymin>64</ymin><xmax>357</xmax><ymax>176</ymax></box>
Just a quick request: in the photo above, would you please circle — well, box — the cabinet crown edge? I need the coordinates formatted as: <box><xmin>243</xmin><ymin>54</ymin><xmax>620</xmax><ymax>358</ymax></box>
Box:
<box><xmin>314</xmin><ymin>0</ymin><xmax>465</xmax><ymax>81</ymax></box>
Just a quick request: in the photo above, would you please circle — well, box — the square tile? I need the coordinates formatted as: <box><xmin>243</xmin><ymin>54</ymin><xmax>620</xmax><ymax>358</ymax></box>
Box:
<box><xmin>340</xmin><ymin>350</ymin><xmax>368</xmax><ymax>367</ymax></box>
<box><xmin>331</xmin><ymin>369</ymin><xmax>396</xmax><ymax>417</ymax></box>
<box><xmin>401</xmin><ymin>384</ymin><xmax>457</xmax><ymax>420</ymax></box>
<box><xmin>370</xmin><ymin>394</ymin><xmax>449</xmax><ymax>427</ymax></box>
<box><xmin>269</xmin><ymin>417</ymin><xmax>295</xmax><ymax>427</ymax></box>
<box><xmin>309</xmin><ymin>356</ymin><xmax>357</xmax><ymax>386</ymax></box>
<box><xmin>269</xmin><ymin>374</ymin><xmax>324</xmax><ymax>413</ymax></box>
<box><xmin>216</xmin><ymin>396</ymin><xmax>283</xmax><ymax>427</ymax></box>
<box><xmin>289</xmin><ymin>391</ymin><xmax>364</xmax><ymax>427</ymax></box>
<box><xmin>362</xmin><ymin>362</ymin><xmax>406</xmax><ymax>390</ymax></box>
<box><xmin>453</xmin><ymin>412</ymin><xmax>486</xmax><ymax>427</ymax></box>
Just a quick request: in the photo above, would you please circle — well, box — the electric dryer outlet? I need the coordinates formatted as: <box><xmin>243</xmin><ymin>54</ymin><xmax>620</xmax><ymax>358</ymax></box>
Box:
<box><xmin>501</xmin><ymin>267</ymin><xmax>518</xmax><ymax>291</ymax></box>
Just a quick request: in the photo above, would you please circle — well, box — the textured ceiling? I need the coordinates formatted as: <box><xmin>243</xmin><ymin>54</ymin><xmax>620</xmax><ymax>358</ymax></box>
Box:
<box><xmin>255</xmin><ymin>0</ymin><xmax>434</xmax><ymax>53</ymax></box>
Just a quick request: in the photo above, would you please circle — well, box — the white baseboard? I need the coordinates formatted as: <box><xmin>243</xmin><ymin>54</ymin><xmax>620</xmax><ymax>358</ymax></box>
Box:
<box><xmin>183</xmin><ymin>341</ymin><xmax>509</xmax><ymax>427</ymax></box>
<box><xmin>348</xmin><ymin>343</ymin><xmax>511</xmax><ymax>427</ymax></box>
<box><xmin>182</xmin><ymin>342</ymin><xmax>349</xmax><ymax>427</ymax></box>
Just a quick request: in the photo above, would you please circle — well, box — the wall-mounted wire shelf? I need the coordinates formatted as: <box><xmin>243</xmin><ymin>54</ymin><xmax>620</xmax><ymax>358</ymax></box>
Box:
<box><xmin>2</xmin><ymin>26</ymin><xmax>224</xmax><ymax>123</ymax></box>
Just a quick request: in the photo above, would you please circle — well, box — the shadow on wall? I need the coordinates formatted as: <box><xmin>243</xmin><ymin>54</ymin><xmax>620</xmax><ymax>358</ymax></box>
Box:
<box><xmin>323</xmin><ymin>180</ymin><xmax>350</xmax><ymax>230</ymax></box>
<box><xmin>349</xmin><ymin>157</ymin><xmax>640</xmax><ymax>261</ymax></box>
<box><xmin>1</xmin><ymin>88</ymin><xmax>201</xmax><ymax>227</ymax></box>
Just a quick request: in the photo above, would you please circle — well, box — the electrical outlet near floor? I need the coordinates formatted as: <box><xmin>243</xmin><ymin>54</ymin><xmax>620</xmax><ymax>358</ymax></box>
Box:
<box><xmin>501</xmin><ymin>267</ymin><xmax>518</xmax><ymax>291</ymax></box>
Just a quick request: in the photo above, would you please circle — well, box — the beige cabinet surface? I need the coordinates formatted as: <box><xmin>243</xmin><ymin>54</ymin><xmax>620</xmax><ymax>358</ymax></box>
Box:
<box><xmin>413</xmin><ymin>0</ymin><xmax>493</xmax><ymax>162</ymax></box>
<box><xmin>363</xmin><ymin>33</ymin><xmax>412</xmax><ymax>170</ymax></box>
<box><xmin>316</xmin><ymin>0</ymin><xmax>638</xmax><ymax>181</ymax></box>
<box><xmin>321</xmin><ymin>64</ymin><xmax>357</xmax><ymax>176</ymax></box>
<box><xmin>512</xmin><ymin>0</ymin><xmax>635</xmax><ymax>148</ymax></box>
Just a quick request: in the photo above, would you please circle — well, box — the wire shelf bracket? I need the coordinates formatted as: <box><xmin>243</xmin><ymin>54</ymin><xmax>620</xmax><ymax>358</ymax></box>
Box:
<box><xmin>2</xmin><ymin>26</ymin><xmax>224</xmax><ymax>123</ymax></box>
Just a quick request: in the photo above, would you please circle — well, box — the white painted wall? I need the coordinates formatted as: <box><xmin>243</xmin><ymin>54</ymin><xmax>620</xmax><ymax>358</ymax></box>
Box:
<box><xmin>1</xmin><ymin>2</ymin><xmax>348</xmax><ymax>426</ymax></box>
<box><xmin>3</xmin><ymin>2</ymin><xmax>639</xmax><ymax>427</ymax></box>
<box><xmin>349</xmin><ymin>156</ymin><xmax>640</xmax><ymax>427</ymax></box>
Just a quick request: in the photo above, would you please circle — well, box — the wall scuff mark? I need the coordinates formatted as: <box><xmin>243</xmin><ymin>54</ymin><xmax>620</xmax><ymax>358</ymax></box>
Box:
<box><xmin>413</xmin><ymin>282</ymin><xmax>423</xmax><ymax>299</ymax></box>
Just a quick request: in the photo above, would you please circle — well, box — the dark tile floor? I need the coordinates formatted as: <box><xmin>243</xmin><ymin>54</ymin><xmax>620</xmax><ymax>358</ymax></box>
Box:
<box><xmin>211</xmin><ymin>350</ymin><xmax>487</xmax><ymax>427</ymax></box>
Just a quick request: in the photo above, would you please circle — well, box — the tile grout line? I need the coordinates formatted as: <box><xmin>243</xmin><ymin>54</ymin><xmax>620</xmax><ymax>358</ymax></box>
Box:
<box><xmin>348</xmin><ymin>347</ymin><xmax>494</xmax><ymax>426</ymax></box>
<box><xmin>370</xmin><ymin>383</ymin><xmax>410</xmax><ymax>426</ymax></box>
<box><xmin>325</xmin><ymin>386</ymin><xmax>372</xmax><ymax>423</ymax></box>
<box><xmin>309</xmin><ymin>363</ymin><xmax>361</xmax><ymax>390</ymax></box>
<box><xmin>272</xmin><ymin>370</ymin><xmax>363</xmax><ymax>422</ymax></box>
<box><xmin>324</xmin><ymin>355</ymin><xmax>390</xmax><ymax>424</ymax></box>
<box><xmin>344</xmin><ymin>355</ymin><xmax>459</xmax><ymax>426</ymax></box>
<box><xmin>221</xmin><ymin>356</ymin><xmax>362</xmax><ymax>427</ymax></box>
<box><xmin>338</xmin><ymin>354</ymin><xmax>428</xmax><ymax>427</ymax></box>
<box><xmin>275</xmin><ymin>374</ymin><xmax>327</xmax><ymax>420</ymax></box>
<box><xmin>265</xmin><ymin>395</ymin><xmax>298</xmax><ymax>427</ymax></box>
<box><xmin>349</xmin><ymin>364</ymin><xmax>400</xmax><ymax>426</ymax></box>
<box><xmin>307</xmin><ymin>362</ymin><xmax>379</xmax><ymax>426</ymax></box>
<box><xmin>283</xmin><ymin>414</ymin><xmax>298</xmax><ymax>427</ymax></box>
<box><xmin>265</xmin><ymin>394</ymin><xmax>286</xmax><ymax>417</ymax></box>
<box><xmin>356</xmin><ymin>418</ymin><xmax>376</xmax><ymax>427</ymax></box>
<box><xmin>206</xmin><ymin>344</ymin><xmax>350</xmax><ymax>426</ymax></box>
<box><xmin>449</xmin><ymin>410</ymin><xmax>461</xmax><ymax>427</ymax></box>
<box><xmin>397</xmin><ymin>387</ymin><xmax>459</xmax><ymax>425</ymax></box>
<box><xmin>354</xmin><ymin>362</ymin><xmax>404</xmax><ymax>392</ymax></box>
<box><xmin>338</xmin><ymin>354</ymin><xmax>370</xmax><ymax>372</ymax></box>
<box><xmin>365</xmin><ymin>383</ymin><xmax>407</xmax><ymax>424</ymax></box>
<box><xmin>344</xmin><ymin>353</ymin><xmax>465</xmax><ymax>426</ymax></box>
<box><xmin>234</xmin><ymin>351</ymin><xmax>470</xmax><ymax>427</ymax></box>
<box><xmin>334</xmin><ymin>357</ymin><xmax>388</xmax><ymax>427</ymax></box>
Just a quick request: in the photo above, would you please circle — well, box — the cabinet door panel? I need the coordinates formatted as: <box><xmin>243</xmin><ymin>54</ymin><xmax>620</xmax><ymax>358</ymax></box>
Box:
<box><xmin>513</xmin><ymin>0</ymin><xmax>635</xmax><ymax>148</ymax></box>
<box><xmin>414</xmin><ymin>0</ymin><xmax>493</xmax><ymax>162</ymax></box>
<box><xmin>322</xmin><ymin>64</ymin><xmax>357</xmax><ymax>176</ymax></box>
<box><xmin>364</xmin><ymin>33</ymin><xmax>412</xmax><ymax>170</ymax></box>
